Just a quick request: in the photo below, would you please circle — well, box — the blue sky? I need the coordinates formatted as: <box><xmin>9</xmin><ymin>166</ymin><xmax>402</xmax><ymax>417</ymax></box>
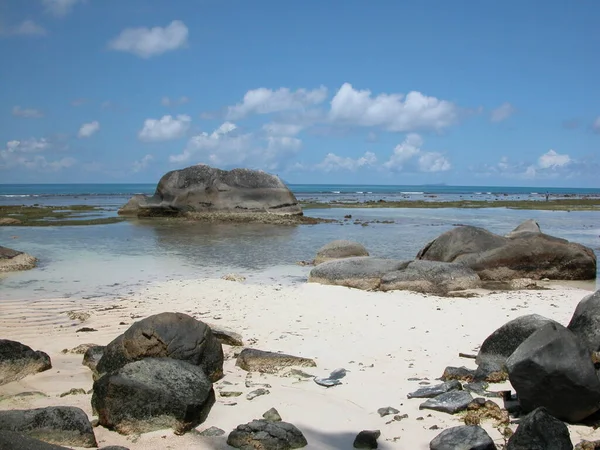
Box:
<box><xmin>1</xmin><ymin>0</ymin><xmax>599</xmax><ymax>186</ymax></box>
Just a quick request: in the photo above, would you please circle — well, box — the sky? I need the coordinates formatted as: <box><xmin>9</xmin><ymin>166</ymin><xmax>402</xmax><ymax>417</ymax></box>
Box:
<box><xmin>0</xmin><ymin>0</ymin><xmax>599</xmax><ymax>187</ymax></box>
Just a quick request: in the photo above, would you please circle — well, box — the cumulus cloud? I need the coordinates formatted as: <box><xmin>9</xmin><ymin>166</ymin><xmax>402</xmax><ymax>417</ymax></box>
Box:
<box><xmin>490</xmin><ymin>102</ymin><xmax>516</xmax><ymax>122</ymax></box>
<box><xmin>329</xmin><ymin>83</ymin><xmax>458</xmax><ymax>132</ymax></box>
<box><xmin>0</xmin><ymin>20</ymin><xmax>47</xmax><ymax>37</ymax></box>
<box><xmin>108</xmin><ymin>20</ymin><xmax>188</xmax><ymax>58</ymax></box>
<box><xmin>227</xmin><ymin>86</ymin><xmax>328</xmax><ymax>119</ymax></box>
<box><xmin>42</xmin><ymin>0</ymin><xmax>84</xmax><ymax>17</ymax></box>
<box><xmin>262</xmin><ymin>123</ymin><xmax>303</xmax><ymax>137</ymax></box>
<box><xmin>133</xmin><ymin>154</ymin><xmax>154</xmax><ymax>172</ymax></box>
<box><xmin>161</xmin><ymin>96</ymin><xmax>190</xmax><ymax>107</ymax></box>
<box><xmin>1</xmin><ymin>138</ymin><xmax>75</xmax><ymax>171</ymax></box>
<box><xmin>78</xmin><ymin>120</ymin><xmax>100</xmax><ymax>138</ymax></box>
<box><xmin>537</xmin><ymin>149</ymin><xmax>570</xmax><ymax>169</ymax></box>
<box><xmin>384</xmin><ymin>134</ymin><xmax>451</xmax><ymax>172</ymax></box>
<box><xmin>138</xmin><ymin>115</ymin><xmax>191</xmax><ymax>142</ymax></box>
<box><xmin>593</xmin><ymin>117</ymin><xmax>600</xmax><ymax>134</ymax></box>
<box><xmin>12</xmin><ymin>106</ymin><xmax>44</xmax><ymax>118</ymax></box>
<box><xmin>418</xmin><ymin>152</ymin><xmax>451</xmax><ymax>172</ymax></box>
<box><xmin>477</xmin><ymin>149</ymin><xmax>574</xmax><ymax>180</ymax></box>
<box><xmin>316</xmin><ymin>151</ymin><xmax>377</xmax><ymax>172</ymax></box>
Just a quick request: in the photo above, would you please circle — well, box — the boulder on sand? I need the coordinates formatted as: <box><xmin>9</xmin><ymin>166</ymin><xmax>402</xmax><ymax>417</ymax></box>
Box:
<box><xmin>506</xmin><ymin>407</ymin><xmax>572</xmax><ymax>450</ymax></box>
<box><xmin>0</xmin><ymin>339</ymin><xmax>51</xmax><ymax>386</ymax></box>
<box><xmin>416</xmin><ymin>222</ymin><xmax>596</xmax><ymax>280</ymax></box>
<box><xmin>118</xmin><ymin>165</ymin><xmax>302</xmax><ymax>217</ymax></box>
<box><xmin>227</xmin><ymin>419</ymin><xmax>307</xmax><ymax>450</ymax></box>
<box><xmin>567</xmin><ymin>290</ymin><xmax>600</xmax><ymax>353</ymax></box>
<box><xmin>506</xmin><ymin>322</ymin><xmax>600</xmax><ymax>422</ymax></box>
<box><xmin>314</xmin><ymin>240</ymin><xmax>369</xmax><ymax>265</ymax></box>
<box><xmin>429</xmin><ymin>425</ymin><xmax>496</xmax><ymax>450</ymax></box>
<box><xmin>96</xmin><ymin>312</ymin><xmax>223</xmax><ymax>382</ymax></box>
<box><xmin>236</xmin><ymin>348</ymin><xmax>316</xmax><ymax>374</ymax></box>
<box><xmin>0</xmin><ymin>246</ymin><xmax>37</xmax><ymax>272</ymax></box>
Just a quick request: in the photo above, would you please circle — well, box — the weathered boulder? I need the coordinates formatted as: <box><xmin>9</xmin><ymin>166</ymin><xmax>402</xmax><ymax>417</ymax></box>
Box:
<box><xmin>416</xmin><ymin>224</ymin><xmax>596</xmax><ymax>280</ymax></box>
<box><xmin>227</xmin><ymin>419</ymin><xmax>307</xmax><ymax>449</ymax></box>
<box><xmin>206</xmin><ymin>323</ymin><xmax>244</xmax><ymax>347</ymax></box>
<box><xmin>507</xmin><ymin>407</ymin><xmax>573</xmax><ymax>450</ymax></box>
<box><xmin>0</xmin><ymin>406</ymin><xmax>96</xmax><ymax>448</ymax></box>
<box><xmin>429</xmin><ymin>425</ymin><xmax>496</xmax><ymax>450</ymax></box>
<box><xmin>506</xmin><ymin>322</ymin><xmax>600</xmax><ymax>422</ymax></box>
<box><xmin>314</xmin><ymin>240</ymin><xmax>369</xmax><ymax>265</ymax></box>
<box><xmin>118</xmin><ymin>165</ymin><xmax>302</xmax><ymax>217</ymax></box>
<box><xmin>0</xmin><ymin>340</ymin><xmax>51</xmax><ymax>386</ymax></box>
<box><xmin>505</xmin><ymin>219</ymin><xmax>541</xmax><ymax>238</ymax></box>
<box><xmin>96</xmin><ymin>312</ymin><xmax>223</xmax><ymax>382</ymax></box>
<box><xmin>568</xmin><ymin>290</ymin><xmax>600</xmax><ymax>353</ymax></box>
<box><xmin>476</xmin><ymin>314</ymin><xmax>559</xmax><ymax>371</ymax></box>
<box><xmin>0</xmin><ymin>246</ymin><xmax>37</xmax><ymax>272</ymax></box>
<box><xmin>380</xmin><ymin>260</ymin><xmax>481</xmax><ymax>295</ymax></box>
<box><xmin>92</xmin><ymin>358</ymin><xmax>215</xmax><ymax>435</ymax></box>
<box><xmin>236</xmin><ymin>348</ymin><xmax>316</xmax><ymax>374</ymax></box>
<box><xmin>308</xmin><ymin>257</ymin><xmax>409</xmax><ymax>290</ymax></box>
<box><xmin>0</xmin><ymin>431</ymin><xmax>71</xmax><ymax>450</ymax></box>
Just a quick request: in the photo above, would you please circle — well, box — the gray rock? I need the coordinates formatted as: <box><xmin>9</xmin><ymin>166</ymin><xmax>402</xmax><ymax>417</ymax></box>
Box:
<box><xmin>314</xmin><ymin>240</ymin><xmax>369</xmax><ymax>265</ymax></box>
<box><xmin>199</xmin><ymin>426</ymin><xmax>225</xmax><ymax>436</ymax></box>
<box><xmin>353</xmin><ymin>429</ymin><xmax>380</xmax><ymax>449</ymax></box>
<box><xmin>0</xmin><ymin>339</ymin><xmax>52</xmax><ymax>386</ymax></box>
<box><xmin>441</xmin><ymin>366</ymin><xmax>476</xmax><ymax>382</ymax></box>
<box><xmin>377</xmin><ymin>407</ymin><xmax>399</xmax><ymax>417</ymax></box>
<box><xmin>263</xmin><ymin>408</ymin><xmax>282</xmax><ymax>422</ymax></box>
<box><xmin>82</xmin><ymin>345</ymin><xmax>104</xmax><ymax>375</ymax></box>
<box><xmin>407</xmin><ymin>380</ymin><xmax>462</xmax><ymax>399</ymax></box>
<box><xmin>92</xmin><ymin>358</ymin><xmax>215</xmax><ymax>435</ymax></box>
<box><xmin>118</xmin><ymin>165</ymin><xmax>302</xmax><ymax>217</ymax></box>
<box><xmin>429</xmin><ymin>425</ymin><xmax>496</xmax><ymax>450</ymax></box>
<box><xmin>507</xmin><ymin>407</ymin><xmax>572</xmax><ymax>450</ymax></box>
<box><xmin>227</xmin><ymin>419</ymin><xmax>307</xmax><ymax>449</ymax></box>
<box><xmin>308</xmin><ymin>257</ymin><xmax>409</xmax><ymax>290</ymax></box>
<box><xmin>568</xmin><ymin>289</ymin><xmax>600</xmax><ymax>353</ymax></box>
<box><xmin>0</xmin><ymin>246</ymin><xmax>37</xmax><ymax>272</ymax></box>
<box><xmin>247</xmin><ymin>388</ymin><xmax>270</xmax><ymax>400</ymax></box>
<box><xmin>236</xmin><ymin>348</ymin><xmax>316</xmax><ymax>374</ymax></box>
<box><xmin>0</xmin><ymin>431</ymin><xmax>70</xmax><ymax>449</ymax></box>
<box><xmin>314</xmin><ymin>368</ymin><xmax>346</xmax><ymax>387</ymax></box>
<box><xmin>207</xmin><ymin>323</ymin><xmax>244</xmax><ymax>347</ymax></box>
<box><xmin>0</xmin><ymin>406</ymin><xmax>96</xmax><ymax>448</ymax></box>
<box><xmin>96</xmin><ymin>312</ymin><xmax>223</xmax><ymax>382</ymax></box>
<box><xmin>506</xmin><ymin>322</ymin><xmax>600</xmax><ymax>422</ymax></box>
<box><xmin>380</xmin><ymin>260</ymin><xmax>481</xmax><ymax>295</ymax></box>
<box><xmin>416</xmin><ymin>224</ymin><xmax>596</xmax><ymax>280</ymax></box>
<box><xmin>419</xmin><ymin>391</ymin><xmax>474</xmax><ymax>414</ymax></box>
<box><xmin>505</xmin><ymin>219</ymin><xmax>541</xmax><ymax>238</ymax></box>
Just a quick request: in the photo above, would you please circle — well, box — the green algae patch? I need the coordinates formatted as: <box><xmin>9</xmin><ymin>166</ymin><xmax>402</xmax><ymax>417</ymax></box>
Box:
<box><xmin>0</xmin><ymin>205</ymin><xmax>124</xmax><ymax>226</ymax></box>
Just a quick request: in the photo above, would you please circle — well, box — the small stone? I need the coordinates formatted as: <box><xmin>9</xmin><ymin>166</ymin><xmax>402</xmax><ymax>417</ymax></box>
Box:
<box><xmin>377</xmin><ymin>407</ymin><xmax>399</xmax><ymax>417</ymax></box>
<box><xmin>75</xmin><ymin>327</ymin><xmax>97</xmax><ymax>333</ymax></box>
<box><xmin>219</xmin><ymin>391</ymin><xmax>242</xmax><ymax>398</ymax></box>
<box><xmin>247</xmin><ymin>388</ymin><xmax>270</xmax><ymax>400</ymax></box>
<box><xmin>262</xmin><ymin>407</ymin><xmax>282</xmax><ymax>422</ymax></box>
<box><xmin>199</xmin><ymin>426</ymin><xmax>225</xmax><ymax>436</ymax></box>
<box><xmin>353</xmin><ymin>430</ymin><xmax>381</xmax><ymax>449</ymax></box>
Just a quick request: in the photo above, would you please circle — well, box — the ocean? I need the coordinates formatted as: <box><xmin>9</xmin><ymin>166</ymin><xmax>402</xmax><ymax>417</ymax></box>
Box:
<box><xmin>1</xmin><ymin>183</ymin><xmax>599</xmax><ymax>300</ymax></box>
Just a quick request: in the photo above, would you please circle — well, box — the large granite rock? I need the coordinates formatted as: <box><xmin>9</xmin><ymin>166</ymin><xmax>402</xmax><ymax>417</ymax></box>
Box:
<box><xmin>0</xmin><ymin>340</ymin><xmax>51</xmax><ymax>386</ymax></box>
<box><xmin>507</xmin><ymin>407</ymin><xmax>573</xmax><ymax>450</ymax></box>
<box><xmin>429</xmin><ymin>425</ymin><xmax>496</xmax><ymax>450</ymax></box>
<box><xmin>92</xmin><ymin>358</ymin><xmax>215</xmax><ymax>435</ymax></box>
<box><xmin>380</xmin><ymin>260</ymin><xmax>481</xmax><ymax>295</ymax></box>
<box><xmin>568</xmin><ymin>290</ymin><xmax>600</xmax><ymax>353</ymax></box>
<box><xmin>314</xmin><ymin>240</ymin><xmax>369</xmax><ymax>265</ymax></box>
<box><xmin>96</xmin><ymin>312</ymin><xmax>223</xmax><ymax>382</ymax></box>
<box><xmin>227</xmin><ymin>419</ymin><xmax>307</xmax><ymax>449</ymax></box>
<box><xmin>236</xmin><ymin>348</ymin><xmax>316</xmax><ymax>374</ymax></box>
<box><xmin>0</xmin><ymin>246</ymin><xmax>37</xmax><ymax>272</ymax></box>
<box><xmin>506</xmin><ymin>322</ymin><xmax>600</xmax><ymax>422</ymax></box>
<box><xmin>0</xmin><ymin>406</ymin><xmax>96</xmax><ymax>448</ymax></box>
<box><xmin>118</xmin><ymin>165</ymin><xmax>302</xmax><ymax>217</ymax></box>
<box><xmin>308</xmin><ymin>257</ymin><xmax>409</xmax><ymax>290</ymax></box>
<box><xmin>505</xmin><ymin>219</ymin><xmax>541</xmax><ymax>238</ymax></box>
<box><xmin>416</xmin><ymin>222</ymin><xmax>596</xmax><ymax>280</ymax></box>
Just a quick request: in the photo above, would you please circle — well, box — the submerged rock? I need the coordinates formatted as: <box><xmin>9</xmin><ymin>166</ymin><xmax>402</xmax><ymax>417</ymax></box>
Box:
<box><xmin>314</xmin><ymin>240</ymin><xmax>369</xmax><ymax>265</ymax></box>
<box><xmin>0</xmin><ymin>246</ymin><xmax>37</xmax><ymax>272</ymax></box>
<box><xmin>0</xmin><ymin>339</ymin><xmax>51</xmax><ymax>386</ymax></box>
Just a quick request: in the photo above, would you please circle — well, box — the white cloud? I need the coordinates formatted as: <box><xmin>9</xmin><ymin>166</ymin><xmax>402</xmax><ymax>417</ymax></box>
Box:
<box><xmin>316</xmin><ymin>151</ymin><xmax>377</xmax><ymax>172</ymax></box>
<box><xmin>138</xmin><ymin>115</ymin><xmax>191</xmax><ymax>142</ymax></box>
<box><xmin>262</xmin><ymin>123</ymin><xmax>303</xmax><ymax>137</ymax></box>
<box><xmin>592</xmin><ymin>116</ymin><xmax>600</xmax><ymax>133</ymax></box>
<box><xmin>12</xmin><ymin>106</ymin><xmax>44</xmax><ymax>118</ymax></box>
<box><xmin>0</xmin><ymin>20</ymin><xmax>47</xmax><ymax>37</ymax></box>
<box><xmin>161</xmin><ymin>96</ymin><xmax>190</xmax><ymax>107</ymax></box>
<box><xmin>108</xmin><ymin>20</ymin><xmax>189</xmax><ymax>58</ymax></box>
<box><xmin>329</xmin><ymin>83</ymin><xmax>458</xmax><ymax>132</ymax></box>
<box><xmin>490</xmin><ymin>102</ymin><xmax>515</xmax><ymax>123</ymax></box>
<box><xmin>133</xmin><ymin>154</ymin><xmax>154</xmax><ymax>172</ymax></box>
<box><xmin>418</xmin><ymin>152</ymin><xmax>451</xmax><ymax>172</ymax></box>
<box><xmin>477</xmin><ymin>149</ymin><xmax>575</xmax><ymax>180</ymax></box>
<box><xmin>384</xmin><ymin>133</ymin><xmax>451</xmax><ymax>172</ymax></box>
<box><xmin>227</xmin><ymin>86</ymin><xmax>328</xmax><ymax>119</ymax></box>
<box><xmin>42</xmin><ymin>0</ymin><xmax>84</xmax><ymax>17</ymax></box>
<box><xmin>4</xmin><ymin>138</ymin><xmax>50</xmax><ymax>153</ymax></box>
<box><xmin>78</xmin><ymin>120</ymin><xmax>100</xmax><ymax>138</ymax></box>
<box><xmin>537</xmin><ymin>149</ymin><xmax>570</xmax><ymax>169</ymax></box>
<box><xmin>1</xmin><ymin>138</ymin><xmax>75</xmax><ymax>171</ymax></box>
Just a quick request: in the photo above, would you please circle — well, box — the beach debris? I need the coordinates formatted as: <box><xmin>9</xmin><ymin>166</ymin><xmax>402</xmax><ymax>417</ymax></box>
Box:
<box><xmin>429</xmin><ymin>425</ymin><xmax>496</xmax><ymax>450</ymax></box>
<box><xmin>459</xmin><ymin>352</ymin><xmax>477</xmax><ymax>359</ymax></box>
<box><xmin>464</xmin><ymin>399</ymin><xmax>509</xmax><ymax>426</ymax></box>
<box><xmin>236</xmin><ymin>348</ymin><xmax>316</xmax><ymax>374</ymax></box>
<box><xmin>206</xmin><ymin>323</ymin><xmax>244</xmax><ymax>347</ymax></box>
<box><xmin>92</xmin><ymin>358</ymin><xmax>215</xmax><ymax>435</ymax></box>
<box><xmin>75</xmin><ymin>327</ymin><xmax>97</xmax><ymax>333</ymax></box>
<box><xmin>314</xmin><ymin>368</ymin><xmax>347</xmax><ymax>387</ymax></box>
<box><xmin>0</xmin><ymin>406</ymin><xmax>97</xmax><ymax>448</ymax></box>
<box><xmin>314</xmin><ymin>240</ymin><xmax>369</xmax><ymax>265</ymax></box>
<box><xmin>0</xmin><ymin>339</ymin><xmax>51</xmax><ymax>386</ymax></box>
<box><xmin>228</xmin><ymin>419</ymin><xmax>307</xmax><ymax>449</ymax></box>
<box><xmin>82</xmin><ymin>345</ymin><xmax>105</xmax><ymax>375</ymax></box>
<box><xmin>199</xmin><ymin>426</ymin><xmax>225</xmax><ymax>437</ymax></box>
<box><xmin>506</xmin><ymin>407</ymin><xmax>572</xmax><ymax>450</ymax></box>
<box><xmin>353</xmin><ymin>429</ymin><xmax>380</xmax><ymax>449</ymax></box>
<box><xmin>568</xmin><ymin>289</ymin><xmax>600</xmax><ymax>354</ymax></box>
<box><xmin>219</xmin><ymin>391</ymin><xmax>242</xmax><ymax>398</ymax></box>
<box><xmin>419</xmin><ymin>391</ymin><xmax>474</xmax><ymax>414</ymax></box>
<box><xmin>66</xmin><ymin>311</ymin><xmax>91</xmax><ymax>322</ymax></box>
<box><xmin>295</xmin><ymin>260</ymin><xmax>313</xmax><ymax>266</ymax></box>
<box><xmin>247</xmin><ymin>388</ymin><xmax>270</xmax><ymax>401</ymax></box>
<box><xmin>61</xmin><ymin>343</ymin><xmax>98</xmax><ymax>354</ymax></box>
<box><xmin>221</xmin><ymin>273</ymin><xmax>246</xmax><ymax>282</ymax></box>
<box><xmin>440</xmin><ymin>366</ymin><xmax>476</xmax><ymax>382</ymax></box>
<box><xmin>407</xmin><ymin>380</ymin><xmax>462</xmax><ymax>399</ymax></box>
<box><xmin>282</xmin><ymin>368</ymin><xmax>315</xmax><ymax>379</ymax></box>
<box><xmin>377</xmin><ymin>406</ymin><xmax>399</xmax><ymax>417</ymax></box>
<box><xmin>0</xmin><ymin>245</ymin><xmax>37</xmax><ymax>272</ymax></box>
<box><xmin>59</xmin><ymin>388</ymin><xmax>86</xmax><ymax>397</ymax></box>
<box><xmin>575</xmin><ymin>440</ymin><xmax>600</xmax><ymax>450</ymax></box>
<box><xmin>262</xmin><ymin>407</ymin><xmax>282</xmax><ymax>422</ymax></box>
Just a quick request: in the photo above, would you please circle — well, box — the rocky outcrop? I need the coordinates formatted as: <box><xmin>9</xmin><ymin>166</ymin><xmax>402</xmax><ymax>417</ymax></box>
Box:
<box><xmin>506</xmin><ymin>322</ymin><xmax>600</xmax><ymax>422</ymax></box>
<box><xmin>96</xmin><ymin>312</ymin><xmax>223</xmax><ymax>382</ymax></box>
<box><xmin>0</xmin><ymin>246</ymin><xmax>37</xmax><ymax>272</ymax></box>
<box><xmin>0</xmin><ymin>406</ymin><xmax>96</xmax><ymax>448</ymax></box>
<box><xmin>314</xmin><ymin>240</ymin><xmax>369</xmax><ymax>265</ymax></box>
<box><xmin>92</xmin><ymin>358</ymin><xmax>215</xmax><ymax>435</ymax></box>
<box><xmin>506</xmin><ymin>407</ymin><xmax>573</xmax><ymax>450</ymax></box>
<box><xmin>429</xmin><ymin>425</ymin><xmax>496</xmax><ymax>450</ymax></box>
<box><xmin>227</xmin><ymin>419</ymin><xmax>307</xmax><ymax>449</ymax></box>
<box><xmin>118</xmin><ymin>165</ymin><xmax>302</xmax><ymax>217</ymax></box>
<box><xmin>236</xmin><ymin>348</ymin><xmax>316</xmax><ymax>374</ymax></box>
<box><xmin>0</xmin><ymin>339</ymin><xmax>51</xmax><ymax>386</ymax></box>
<box><xmin>416</xmin><ymin>222</ymin><xmax>596</xmax><ymax>280</ymax></box>
<box><xmin>568</xmin><ymin>290</ymin><xmax>600</xmax><ymax>353</ymax></box>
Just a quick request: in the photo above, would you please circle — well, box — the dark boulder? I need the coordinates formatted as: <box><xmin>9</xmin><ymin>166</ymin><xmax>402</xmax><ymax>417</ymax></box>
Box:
<box><xmin>407</xmin><ymin>380</ymin><xmax>462</xmax><ymax>399</ymax></box>
<box><xmin>419</xmin><ymin>391</ymin><xmax>474</xmax><ymax>414</ymax></box>
<box><xmin>506</xmin><ymin>322</ymin><xmax>600</xmax><ymax>422</ymax></box>
<box><xmin>82</xmin><ymin>345</ymin><xmax>105</xmax><ymax>375</ymax></box>
<box><xmin>236</xmin><ymin>348</ymin><xmax>316</xmax><ymax>374</ymax></box>
<box><xmin>96</xmin><ymin>312</ymin><xmax>223</xmax><ymax>382</ymax></box>
<box><xmin>429</xmin><ymin>425</ymin><xmax>496</xmax><ymax>450</ymax></box>
<box><xmin>0</xmin><ymin>340</ymin><xmax>51</xmax><ymax>386</ymax></box>
<box><xmin>507</xmin><ymin>407</ymin><xmax>572</xmax><ymax>450</ymax></box>
<box><xmin>227</xmin><ymin>419</ymin><xmax>307</xmax><ymax>449</ymax></box>
<box><xmin>568</xmin><ymin>290</ymin><xmax>600</xmax><ymax>353</ymax></box>
<box><xmin>0</xmin><ymin>431</ymin><xmax>70</xmax><ymax>450</ymax></box>
<box><xmin>314</xmin><ymin>240</ymin><xmax>369</xmax><ymax>265</ymax></box>
<box><xmin>92</xmin><ymin>358</ymin><xmax>215</xmax><ymax>435</ymax></box>
<box><xmin>353</xmin><ymin>430</ymin><xmax>380</xmax><ymax>449</ymax></box>
<box><xmin>0</xmin><ymin>406</ymin><xmax>96</xmax><ymax>448</ymax></box>
<box><xmin>0</xmin><ymin>246</ymin><xmax>37</xmax><ymax>272</ymax></box>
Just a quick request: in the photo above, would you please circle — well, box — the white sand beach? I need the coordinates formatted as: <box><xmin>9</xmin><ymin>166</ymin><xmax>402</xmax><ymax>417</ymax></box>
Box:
<box><xmin>1</xmin><ymin>278</ymin><xmax>599</xmax><ymax>449</ymax></box>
